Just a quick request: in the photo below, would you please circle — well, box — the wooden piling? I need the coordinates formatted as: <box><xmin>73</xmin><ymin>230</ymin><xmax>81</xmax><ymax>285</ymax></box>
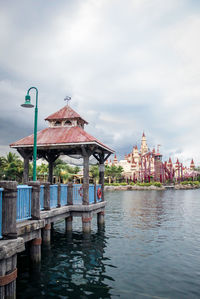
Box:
<box><xmin>82</xmin><ymin>212</ymin><xmax>92</xmax><ymax>233</ymax></box>
<box><xmin>65</xmin><ymin>216</ymin><xmax>73</xmax><ymax>232</ymax></box>
<box><xmin>97</xmin><ymin>211</ymin><xmax>105</xmax><ymax>227</ymax></box>
<box><xmin>0</xmin><ymin>181</ymin><xmax>17</xmax><ymax>239</ymax></box>
<box><xmin>0</xmin><ymin>254</ymin><xmax>17</xmax><ymax>299</ymax></box>
<box><xmin>42</xmin><ymin>220</ymin><xmax>51</xmax><ymax>246</ymax></box>
<box><xmin>30</xmin><ymin>230</ymin><xmax>42</xmax><ymax>264</ymax></box>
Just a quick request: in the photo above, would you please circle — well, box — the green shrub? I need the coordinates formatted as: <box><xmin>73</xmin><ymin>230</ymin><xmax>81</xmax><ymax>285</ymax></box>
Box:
<box><xmin>153</xmin><ymin>182</ymin><xmax>162</xmax><ymax>187</ymax></box>
<box><xmin>180</xmin><ymin>181</ymin><xmax>200</xmax><ymax>186</ymax></box>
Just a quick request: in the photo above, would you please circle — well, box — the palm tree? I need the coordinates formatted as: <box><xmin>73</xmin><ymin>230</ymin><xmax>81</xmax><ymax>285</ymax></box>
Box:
<box><xmin>105</xmin><ymin>165</ymin><xmax>123</xmax><ymax>183</ymax></box>
<box><xmin>2</xmin><ymin>152</ymin><xmax>23</xmax><ymax>182</ymax></box>
<box><xmin>53</xmin><ymin>158</ymin><xmax>79</xmax><ymax>183</ymax></box>
<box><xmin>37</xmin><ymin>163</ymin><xmax>48</xmax><ymax>181</ymax></box>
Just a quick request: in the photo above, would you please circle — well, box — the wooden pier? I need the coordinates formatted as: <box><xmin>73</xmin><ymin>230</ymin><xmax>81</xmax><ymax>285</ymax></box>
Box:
<box><xmin>0</xmin><ymin>181</ymin><xmax>105</xmax><ymax>298</ymax></box>
<box><xmin>1</xmin><ymin>104</ymin><xmax>114</xmax><ymax>298</ymax></box>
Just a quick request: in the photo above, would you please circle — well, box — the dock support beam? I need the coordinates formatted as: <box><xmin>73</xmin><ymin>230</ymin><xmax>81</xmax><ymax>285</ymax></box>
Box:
<box><xmin>82</xmin><ymin>213</ymin><xmax>92</xmax><ymax>233</ymax></box>
<box><xmin>97</xmin><ymin>211</ymin><xmax>105</xmax><ymax>227</ymax></box>
<box><xmin>65</xmin><ymin>216</ymin><xmax>73</xmax><ymax>232</ymax></box>
<box><xmin>42</xmin><ymin>220</ymin><xmax>51</xmax><ymax>246</ymax></box>
<box><xmin>0</xmin><ymin>254</ymin><xmax>17</xmax><ymax>299</ymax></box>
<box><xmin>30</xmin><ymin>230</ymin><xmax>42</xmax><ymax>264</ymax></box>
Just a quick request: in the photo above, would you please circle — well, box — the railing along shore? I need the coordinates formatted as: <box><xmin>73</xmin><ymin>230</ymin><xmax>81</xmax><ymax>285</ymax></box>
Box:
<box><xmin>0</xmin><ymin>182</ymin><xmax>102</xmax><ymax>239</ymax></box>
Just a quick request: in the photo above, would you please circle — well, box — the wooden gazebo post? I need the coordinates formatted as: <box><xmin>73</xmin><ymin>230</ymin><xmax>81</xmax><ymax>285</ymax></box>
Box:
<box><xmin>93</xmin><ymin>152</ymin><xmax>111</xmax><ymax>227</ymax></box>
<box><xmin>17</xmin><ymin>149</ymin><xmax>32</xmax><ymax>184</ymax></box>
<box><xmin>81</xmin><ymin>146</ymin><xmax>92</xmax><ymax>233</ymax></box>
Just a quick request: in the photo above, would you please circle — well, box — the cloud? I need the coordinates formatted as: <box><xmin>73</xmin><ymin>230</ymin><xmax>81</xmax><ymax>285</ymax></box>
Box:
<box><xmin>0</xmin><ymin>0</ymin><xmax>199</xmax><ymax>166</ymax></box>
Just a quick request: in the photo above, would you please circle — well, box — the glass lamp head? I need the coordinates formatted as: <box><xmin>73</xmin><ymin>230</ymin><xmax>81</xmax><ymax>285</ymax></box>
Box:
<box><xmin>21</xmin><ymin>94</ymin><xmax>34</xmax><ymax>108</ymax></box>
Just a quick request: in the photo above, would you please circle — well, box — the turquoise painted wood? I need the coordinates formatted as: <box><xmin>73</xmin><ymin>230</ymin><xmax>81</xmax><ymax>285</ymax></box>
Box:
<box><xmin>89</xmin><ymin>184</ymin><xmax>95</xmax><ymax>204</ymax></box>
<box><xmin>73</xmin><ymin>184</ymin><xmax>83</xmax><ymax>204</ymax></box>
<box><xmin>60</xmin><ymin>184</ymin><xmax>67</xmax><ymax>206</ymax></box>
<box><xmin>17</xmin><ymin>185</ymin><xmax>32</xmax><ymax>222</ymax></box>
<box><xmin>40</xmin><ymin>185</ymin><xmax>44</xmax><ymax>210</ymax></box>
<box><xmin>50</xmin><ymin>185</ymin><xmax>58</xmax><ymax>208</ymax></box>
<box><xmin>0</xmin><ymin>188</ymin><xmax>3</xmax><ymax>238</ymax></box>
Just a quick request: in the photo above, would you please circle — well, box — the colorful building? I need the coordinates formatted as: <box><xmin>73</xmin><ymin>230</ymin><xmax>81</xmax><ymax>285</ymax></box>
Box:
<box><xmin>108</xmin><ymin>133</ymin><xmax>197</xmax><ymax>182</ymax></box>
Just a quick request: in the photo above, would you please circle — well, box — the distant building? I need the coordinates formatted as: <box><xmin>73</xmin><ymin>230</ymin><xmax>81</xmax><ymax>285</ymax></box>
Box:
<box><xmin>107</xmin><ymin>133</ymin><xmax>197</xmax><ymax>182</ymax></box>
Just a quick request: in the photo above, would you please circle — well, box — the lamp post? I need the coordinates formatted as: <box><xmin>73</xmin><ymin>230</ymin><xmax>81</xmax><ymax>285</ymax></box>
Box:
<box><xmin>21</xmin><ymin>87</ymin><xmax>38</xmax><ymax>181</ymax></box>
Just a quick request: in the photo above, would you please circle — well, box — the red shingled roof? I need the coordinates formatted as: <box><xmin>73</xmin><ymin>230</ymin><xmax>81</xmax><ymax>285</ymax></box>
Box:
<box><xmin>45</xmin><ymin>105</ymin><xmax>88</xmax><ymax>124</ymax></box>
<box><xmin>10</xmin><ymin>126</ymin><xmax>113</xmax><ymax>152</ymax></box>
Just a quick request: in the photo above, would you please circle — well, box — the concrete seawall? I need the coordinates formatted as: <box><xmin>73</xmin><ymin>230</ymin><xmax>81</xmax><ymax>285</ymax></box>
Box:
<box><xmin>105</xmin><ymin>184</ymin><xmax>200</xmax><ymax>191</ymax></box>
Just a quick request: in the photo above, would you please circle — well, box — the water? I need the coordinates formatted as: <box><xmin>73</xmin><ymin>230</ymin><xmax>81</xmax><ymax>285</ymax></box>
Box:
<box><xmin>17</xmin><ymin>190</ymin><xmax>200</xmax><ymax>298</ymax></box>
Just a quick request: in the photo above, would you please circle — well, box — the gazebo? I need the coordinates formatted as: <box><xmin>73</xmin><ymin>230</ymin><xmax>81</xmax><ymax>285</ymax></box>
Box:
<box><xmin>10</xmin><ymin>104</ymin><xmax>114</xmax><ymax>202</ymax></box>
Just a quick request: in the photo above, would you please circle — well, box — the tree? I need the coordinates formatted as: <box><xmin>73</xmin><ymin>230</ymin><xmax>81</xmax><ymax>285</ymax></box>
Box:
<box><xmin>90</xmin><ymin>165</ymin><xmax>99</xmax><ymax>183</ymax></box>
<box><xmin>2</xmin><ymin>152</ymin><xmax>23</xmax><ymax>182</ymax></box>
<box><xmin>0</xmin><ymin>156</ymin><xmax>6</xmax><ymax>179</ymax></box>
<box><xmin>105</xmin><ymin>165</ymin><xmax>124</xmax><ymax>183</ymax></box>
<box><xmin>53</xmin><ymin>158</ymin><xmax>80</xmax><ymax>183</ymax></box>
<box><xmin>37</xmin><ymin>163</ymin><xmax>48</xmax><ymax>181</ymax></box>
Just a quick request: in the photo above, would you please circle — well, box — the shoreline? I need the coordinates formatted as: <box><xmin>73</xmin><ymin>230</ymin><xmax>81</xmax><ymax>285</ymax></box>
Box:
<box><xmin>104</xmin><ymin>184</ymin><xmax>200</xmax><ymax>191</ymax></box>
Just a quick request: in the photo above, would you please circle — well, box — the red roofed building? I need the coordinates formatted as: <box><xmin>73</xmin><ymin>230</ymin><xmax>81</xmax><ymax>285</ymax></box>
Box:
<box><xmin>10</xmin><ymin>105</ymin><xmax>114</xmax><ymax>197</ymax></box>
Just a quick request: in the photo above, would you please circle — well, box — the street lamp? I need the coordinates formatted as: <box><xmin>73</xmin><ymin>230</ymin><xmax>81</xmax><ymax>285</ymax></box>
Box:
<box><xmin>21</xmin><ymin>87</ymin><xmax>38</xmax><ymax>181</ymax></box>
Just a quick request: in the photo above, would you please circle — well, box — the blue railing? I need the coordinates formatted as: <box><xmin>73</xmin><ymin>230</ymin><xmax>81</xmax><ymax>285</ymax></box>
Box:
<box><xmin>60</xmin><ymin>184</ymin><xmax>67</xmax><ymax>206</ymax></box>
<box><xmin>0</xmin><ymin>188</ymin><xmax>3</xmax><ymax>239</ymax></box>
<box><xmin>50</xmin><ymin>185</ymin><xmax>58</xmax><ymax>208</ymax></box>
<box><xmin>17</xmin><ymin>185</ymin><xmax>32</xmax><ymax>222</ymax></box>
<box><xmin>73</xmin><ymin>184</ymin><xmax>83</xmax><ymax>204</ymax></box>
<box><xmin>89</xmin><ymin>184</ymin><xmax>95</xmax><ymax>204</ymax></box>
<box><xmin>40</xmin><ymin>185</ymin><xmax>44</xmax><ymax>210</ymax></box>
<box><xmin>96</xmin><ymin>184</ymin><xmax>102</xmax><ymax>202</ymax></box>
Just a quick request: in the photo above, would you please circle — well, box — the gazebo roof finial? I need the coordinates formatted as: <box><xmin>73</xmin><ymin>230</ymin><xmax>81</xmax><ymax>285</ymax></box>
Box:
<box><xmin>64</xmin><ymin>96</ymin><xmax>71</xmax><ymax>106</ymax></box>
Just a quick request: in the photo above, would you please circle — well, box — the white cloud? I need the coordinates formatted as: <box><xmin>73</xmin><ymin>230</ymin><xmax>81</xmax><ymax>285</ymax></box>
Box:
<box><xmin>0</xmin><ymin>0</ymin><xmax>200</xmax><ymax>166</ymax></box>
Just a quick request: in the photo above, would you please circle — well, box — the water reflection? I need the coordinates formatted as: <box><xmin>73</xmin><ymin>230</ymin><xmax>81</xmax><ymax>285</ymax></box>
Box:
<box><xmin>17</xmin><ymin>190</ymin><xmax>200</xmax><ymax>298</ymax></box>
<box><xmin>17</xmin><ymin>227</ymin><xmax>115</xmax><ymax>298</ymax></box>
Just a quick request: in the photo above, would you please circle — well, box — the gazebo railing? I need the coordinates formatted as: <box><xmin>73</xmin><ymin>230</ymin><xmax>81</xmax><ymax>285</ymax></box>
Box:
<box><xmin>0</xmin><ymin>188</ymin><xmax>3</xmax><ymax>239</ymax></box>
<box><xmin>17</xmin><ymin>185</ymin><xmax>32</xmax><ymax>222</ymax></box>
<box><xmin>73</xmin><ymin>184</ymin><xmax>83</xmax><ymax>204</ymax></box>
<box><xmin>50</xmin><ymin>185</ymin><xmax>58</xmax><ymax>208</ymax></box>
<box><xmin>60</xmin><ymin>184</ymin><xmax>67</xmax><ymax>206</ymax></box>
<box><xmin>89</xmin><ymin>184</ymin><xmax>95</xmax><ymax>204</ymax></box>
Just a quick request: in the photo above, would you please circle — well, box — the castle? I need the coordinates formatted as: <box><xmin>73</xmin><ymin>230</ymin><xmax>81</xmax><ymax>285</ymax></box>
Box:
<box><xmin>106</xmin><ymin>133</ymin><xmax>197</xmax><ymax>182</ymax></box>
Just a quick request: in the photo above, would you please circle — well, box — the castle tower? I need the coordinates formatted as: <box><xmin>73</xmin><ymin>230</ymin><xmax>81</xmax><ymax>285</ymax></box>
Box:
<box><xmin>113</xmin><ymin>154</ymin><xmax>118</xmax><ymax>165</ymax></box>
<box><xmin>141</xmin><ymin>132</ymin><xmax>148</xmax><ymax>155</ymax></box>
<box><xmin>190</xmin><ymin>159</ymin><xmax>195</xmax><ymax>170</ymax></box>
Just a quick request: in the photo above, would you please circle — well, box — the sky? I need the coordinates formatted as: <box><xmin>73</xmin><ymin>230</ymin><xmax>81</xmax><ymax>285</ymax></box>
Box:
<box><xmin>0</xmin><ymin>0</ymin><xmax>200</xmax><ymax>166</ymax></box>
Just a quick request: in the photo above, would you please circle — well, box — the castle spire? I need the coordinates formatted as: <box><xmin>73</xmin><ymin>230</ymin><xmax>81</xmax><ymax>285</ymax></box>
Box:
<box><xmin>141</xmin><ymin>132</ymin><xmax>148</xmax><ymax>154</ymax></box>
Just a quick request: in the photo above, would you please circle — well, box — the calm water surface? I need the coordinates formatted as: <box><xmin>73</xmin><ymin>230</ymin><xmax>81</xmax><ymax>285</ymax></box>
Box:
<box><xmin>17</xmin><ymin>190</ymin><xmax>200</xmax><ymax>298</ymax></box>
